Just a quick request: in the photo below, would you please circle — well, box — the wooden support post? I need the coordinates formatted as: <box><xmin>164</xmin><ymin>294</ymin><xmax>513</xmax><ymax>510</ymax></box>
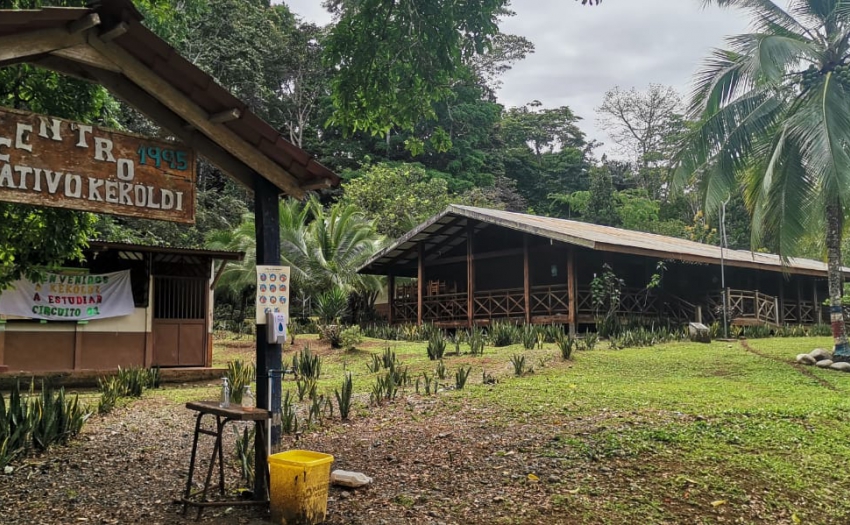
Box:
<box><xmin>774</xmin><ymin>297</ymin><xmax>781</xmax><ymax>326</ymax></box>
<box><xmin>568</xmin><ymin>247</ymin><xmax>577</xmax><ymax>337</ymax></box>
<box><xmin>778</xmin><ymin>275</ymin><xmax>785</xmax><ymax>325</ymax></box>
<box><xmin>417</xmin><ymin>244</ymin><xmax>424</xmax><ymax>326</ymax></box>
<box><xmin>253</xmin><ymin>175</ymin><xmax>281</xmax><ymax>501</ymax></box>
<box><xmin>523</xmin><ymin>235</ymin><xmax>531</xmax><ymax>325</ymax></box>
<box><xmin>388</xmin><ymin>273</ymin><xmax>395</xmax><ymax>325</ymax></box>
<box><xmin>814</xmin><ymin>282</ymin><xmax>822</xmax><ymax>324</ymax></box>
<box><xmin>467</xmin><ymin>222</ymin><xmax>475</xmax><ymax>328</ymax></box>
<box><xmin>0</xmin><ymin>321</ymin><xmax>6</xmax><ymax>372</ymax></box>
<box><xmin>73</xmin><ymin>324</ymin><xmax>84</xmax><ymax>370</ymax></box>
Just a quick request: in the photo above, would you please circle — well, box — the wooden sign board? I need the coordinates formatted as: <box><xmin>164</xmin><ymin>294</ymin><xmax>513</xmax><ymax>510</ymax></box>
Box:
<box><xmin>0</xmin><ymin>107</ymin><xmax>196</xmax><ymax>223</ymax></box>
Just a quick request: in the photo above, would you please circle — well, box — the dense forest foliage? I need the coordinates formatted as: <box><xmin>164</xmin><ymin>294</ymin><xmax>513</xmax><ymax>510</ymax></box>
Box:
<box><xmin>0</xmin><ymin>0</ymin><xmax>837</xmax><ymax>323</ymax></box>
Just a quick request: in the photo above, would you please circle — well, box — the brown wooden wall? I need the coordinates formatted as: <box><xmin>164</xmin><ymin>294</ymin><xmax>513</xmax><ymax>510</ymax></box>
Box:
<box><xmin>3</xmin><ymin>330</ymin><xmax>146</xmax><ymax>372</ymax></box>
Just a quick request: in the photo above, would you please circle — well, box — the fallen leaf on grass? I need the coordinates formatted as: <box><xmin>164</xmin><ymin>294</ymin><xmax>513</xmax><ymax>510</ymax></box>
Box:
<box><xmin>711</xmin><ymin>500</ymin><xmax>726</xmax><ymax>508</ymax></box>
<box><xmin>566</xmin><ymin>488</ymin><xmax>580</xmax><ymax>494</ymax></box>
<box><xmin>527</xmin><ymin>474</ymin><xmax>539</xmax><ymax>482</ymax></box>
<box><xmin>792</xmin><ymin>513</ymin><xmax>801</xmax><ymax>524</ymax></box>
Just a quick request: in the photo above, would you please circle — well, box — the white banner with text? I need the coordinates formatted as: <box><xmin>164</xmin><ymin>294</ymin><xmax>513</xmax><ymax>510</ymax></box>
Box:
<box><xmin>0</xmin><ymin>270</ymin><xmax>135</xmax><ymax>321</ymax></box>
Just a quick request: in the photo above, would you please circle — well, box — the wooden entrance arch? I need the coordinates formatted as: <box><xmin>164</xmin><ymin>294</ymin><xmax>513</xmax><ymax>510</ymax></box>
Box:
<box><xmin>0</xmin><ymin>0</ymin><xmax>339</xmax><ymax>499</ymax></box>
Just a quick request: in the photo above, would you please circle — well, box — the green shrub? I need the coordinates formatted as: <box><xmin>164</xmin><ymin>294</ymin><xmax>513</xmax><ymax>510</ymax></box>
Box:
<box><xmin>366</xmin><ymin>353</ymin><xmax>382</xmax><ymax>373</ymax></box>
<box><xmin>296</xmin><ymin>378</ymin><xmax>317</xmax><ymax>401</ymax></box>
<box><xmin>115</xmin><ymin>367</ymin><xmax>147</xmax><ymax>397</ymax></box>
<box><xmin>520</xmin><ymin>325</ymin><xmax>538</xmax><ymax>350</ymax></box>
<box><xmin>97</xmin><ymin>376</ymin><xmax>122</xmax><ymax>415</ymax></box>
<box><xmin>335</xmin><ymin>373</ymin><xmax>354</xmax><ymax>420</ymax></box>
<box><xmin>381</xmin><ymin>347</ymin><xmax>397</xmax><ymax>369</ymax></box>
<box><xmin>455</xmin><ymin>366</ymin><xmax>471</xmax><ymax>390</ymax></box>
<box><xmin>225</xmin><ymin>360</ymin><xmax>255</xmax><ymax>405</ymax></box>
<box><xmin>0</xmin><ymin>381</ymin><xmax>89</xmax><ymax>467</ymax></box>
<box><xmin>490</xmin><ymin>321</ymin><xmax>519</xmax><ymax>347</ymax></box>
<box><xmin>435</xmin><ymin>360</ymin><xmax>447</xmax><ymax>380</ymax></box>
<box><xmin>281</xmin><ymin>391</ymin><xmax>298</xmax><ymax>434</ymax></box>
<box><xmin>427</xmin><ymin>332</ymin><xmax>447</xmax><ymax>360</ymax></box>
<box><xmin>292</xmin><ymin>345</ymin><xmax>322</xmax><ymax>379</ymax></box>
<box><xmin>468</xmin><ymin>327</ymin><xmax>486</xmax><ymax>356</ymax></box>
<box><xmin>557</xmin><ymin>335</ymin><xmax>576</xmax><ymax>360</ymax></box>
<box><xmin>583</xmin><ymin>331</ymin><xmax>599</xmax><ymax>351</ymax></box>
<box><xmin>416</xmin><ymin>372</ymin><xmax>440</xmax><ymax>395</ymax></box>
<box><xmin>233</xmin><ymin>426</ymin><xmax>255</xmax><ymax>486</ymax></box>
<box><xmin>340</xmin><ymin>325</ymin><xmax>364</xmax><ymax>351</ymax></box>
<box><xmin>370</xmin><ymin>370</ymin><xmax>399</xmax><ymax>405</ymax></box>
<box><xmin>541</xmin><ymin>324</ymin><xmax>565</xmax><ymax>344</ymax></box>
<box><xmin>318</xmin><ymin>323</ymin><xmax>343</xmax><ymax>348</ymax></box>
<box><xmin>315</xmin><ymin>287</ymin><xmax>349</xmax><ymax>323</ymax></box>
<box><xmin>510</xmin><ymin>354</ymin><xmax>532</xmax><ymax>376</ymax></box>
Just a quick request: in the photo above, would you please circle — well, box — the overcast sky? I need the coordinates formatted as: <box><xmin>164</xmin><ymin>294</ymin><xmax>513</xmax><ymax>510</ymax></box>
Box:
<box><xmin>282</xmin><ymin>0</ymin><xmax>750</xmax><ymax>155</ymax></box>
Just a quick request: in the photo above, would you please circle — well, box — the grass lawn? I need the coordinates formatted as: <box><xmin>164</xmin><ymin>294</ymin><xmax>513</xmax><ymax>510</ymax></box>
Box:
<box><xmin>179</xmin><ymin>334</ymin><xmax>850</xmax><ymax>523</ymax></box>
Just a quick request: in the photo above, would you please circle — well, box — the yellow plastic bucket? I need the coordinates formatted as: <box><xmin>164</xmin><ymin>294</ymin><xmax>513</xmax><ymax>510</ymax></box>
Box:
<box><xmin>268</xmin><ymin>450</ymin><xmax>335</xmax><ymax>525</ymax></box>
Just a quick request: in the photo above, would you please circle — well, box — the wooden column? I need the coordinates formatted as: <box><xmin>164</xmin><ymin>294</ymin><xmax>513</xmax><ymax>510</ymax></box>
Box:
<box><xmin>417</xmin><ymin>244</ymin><xmax>424</xmax><ymax>326</ymax></box>
<box><xmin>568</xmin><ymin>246</ymin><xmax>577</xmax><ymax>337</ymax></box>
<box><xmin>388</xmin><ymin>273</ymin><xmax>395</xmax><ymax>325</ymax></box>
<box><xmin>0</xmin><ymin>321</ymin><xmax>6</xmax><ymax>373</ymax></box>
<box><xmin>73</xmin><ymin>323</ymin><xmax>84</xmax><ymax>370</ymax></box>
<box><xmin>524</xmin><ymin>235</ymin><xmax>531</xmax><ymax>325</ymax></box>
<box><xmin>253</xmin><ymin>175</ymin><xmax>281</xmax><ymax>500</ymax></box>
<box><xmin>467</xmin><ymin>221</ymin><xmax>475</xmax><ymax>329</ymax></box>
<box><xmin>814</xmin><ymin>281</ymin><xmax>822</xmax><ymax>324</ymax></box>
<box><xmin>778</xmin><ymin>275</ymin><xmax>785</xmax><ymax>325</ymax></box>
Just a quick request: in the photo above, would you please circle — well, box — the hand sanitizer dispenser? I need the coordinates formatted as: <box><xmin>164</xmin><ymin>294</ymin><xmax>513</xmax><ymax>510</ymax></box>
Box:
<box><xmin>266</xmin><ymin>311</ymin><xmax>287</xmax><ymax>345</ymax></box>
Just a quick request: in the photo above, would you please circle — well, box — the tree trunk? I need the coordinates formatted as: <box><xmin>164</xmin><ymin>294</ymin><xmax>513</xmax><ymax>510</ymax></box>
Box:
<box><xmin>826</xmin><ymin>200</ymin><xmax>849</xmax><ymax>361</ymax></box>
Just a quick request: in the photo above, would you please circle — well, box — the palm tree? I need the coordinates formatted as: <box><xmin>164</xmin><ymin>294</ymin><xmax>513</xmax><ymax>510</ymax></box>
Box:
<box><xmin>207</xmin><ymin>197</ymin><xmax>385</xmax><ymax>319</ymax></box>
<box><xmin>282</xmin><ymin>197</ymin><xmax>384</xmax><ymax>299</ymax></box>
<box><xmin>676</xmin><ymin>0</ymin><xmax>850</xmax><ymax>360</ymax></box>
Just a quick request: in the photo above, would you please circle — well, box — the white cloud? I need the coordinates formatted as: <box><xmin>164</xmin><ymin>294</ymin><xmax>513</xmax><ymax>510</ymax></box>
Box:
<box><xmin>281</xmin><ymin>0</ymin><xmax>750</xmax><ymax>156</ymax></box>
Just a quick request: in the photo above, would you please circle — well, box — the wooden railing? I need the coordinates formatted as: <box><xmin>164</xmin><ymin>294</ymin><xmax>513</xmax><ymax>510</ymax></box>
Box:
<box><xmin>392</xmin><ymin>285</ymin><xmax>823</xmax><ymax>327</ymax></box>
<box><xmin>707</xmin><ymin>289</ymin><xmax>780</xmax><ymax>326</ymax></box>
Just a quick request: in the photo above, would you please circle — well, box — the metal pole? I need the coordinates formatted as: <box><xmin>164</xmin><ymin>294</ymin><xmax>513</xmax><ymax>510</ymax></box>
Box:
<box><xmin>720</xmin><ymin>198</ymin><xmax>729</xmax><ymax>339</ymax></box>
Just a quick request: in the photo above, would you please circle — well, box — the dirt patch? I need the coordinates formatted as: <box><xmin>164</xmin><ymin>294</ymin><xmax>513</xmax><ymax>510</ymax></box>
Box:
<box><xmin>0</xmin><ymin>375</ymin><xmax>838</xmax><ymax>524</ymax></box>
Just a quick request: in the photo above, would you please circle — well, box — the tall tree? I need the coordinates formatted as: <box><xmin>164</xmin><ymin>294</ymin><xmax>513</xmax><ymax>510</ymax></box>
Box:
<box><xmin>584</xmin><ymin>165</ymin><xmax>620</xmax><ymax>227</ymax></box>
<box><xmin>321</xmin><ymin>0</ymin><xmax>599</xmax><ymax>135</ymax></box>
<box><xmin>597</xmin><ymin>84</ymin><xmax>686</xmax><ymax>199</ymax></box>
<box><xmin>676</xmin><ymin>0</ymin><xmax>850</xmax><ymax>360</ymax></box>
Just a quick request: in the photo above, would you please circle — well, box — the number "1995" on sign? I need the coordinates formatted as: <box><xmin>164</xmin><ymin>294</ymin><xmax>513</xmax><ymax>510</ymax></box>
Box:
<box><xmin>137</xmin><ymin>146</ymin><xmax>189</xmax><ymax>171</ymax></box>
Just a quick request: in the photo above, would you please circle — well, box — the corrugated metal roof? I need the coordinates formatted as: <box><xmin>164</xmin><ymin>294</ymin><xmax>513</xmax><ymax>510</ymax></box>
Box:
<box><xmin>360</xmin><ymin>205</ymin><xmax>844</xmax><ymax>277</ymax></box>
<box><xmin>88</xmin><ymin>240</ymin><xmax>243</xmax><ymax>261</ymax></box>
<box><xmin>0</xmin><ymin>1</ymin><xmax>339</xmax><ymax>195</ymax></box>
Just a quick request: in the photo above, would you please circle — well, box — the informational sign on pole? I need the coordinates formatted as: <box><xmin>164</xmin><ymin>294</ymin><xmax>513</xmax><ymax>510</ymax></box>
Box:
<box><xmin>255</xmin><ymin>265</ymin><xmax>290</xmax><ymax>325</ymax></box>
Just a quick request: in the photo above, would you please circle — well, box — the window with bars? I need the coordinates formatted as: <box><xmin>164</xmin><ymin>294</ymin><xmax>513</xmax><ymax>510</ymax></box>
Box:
<box><xmin>153</xmin><ymin>277</ymin><xmax>206</xmax><ymax>320</ymax></box>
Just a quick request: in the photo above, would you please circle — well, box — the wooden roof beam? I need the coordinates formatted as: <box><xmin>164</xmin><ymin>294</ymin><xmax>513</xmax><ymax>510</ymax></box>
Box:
<box><xmin>0</xmin><ymin>25</ymin><xmax>92</xmax><ymax>65</ymax></box>
<box><xmin>67</xmin><ymin>14</ymin><xmax>101</xmax><ymax>34</ymax></box>
<box><xmin>98</xmin><ymin>22</ymin><xmax>128</xmax><ymax>42</ymax></box>
<box><xmin>209</xmin><ymin>108</ymin><xmax>241</xmax><ymax>124</ymax></box>
<box><xmin>35</xmin><ymin>56</ymin><xmax>255</xmax><ymax>189</ymax></box>
<box><xmin>51</xmin><ymin>44</ymin><xmax>121</xmax><ymax>72</ymax></box>
<box><xmin>86</xmin><ymin>31</ymin><xmax>305</xmax><ymax>198</ymax></box>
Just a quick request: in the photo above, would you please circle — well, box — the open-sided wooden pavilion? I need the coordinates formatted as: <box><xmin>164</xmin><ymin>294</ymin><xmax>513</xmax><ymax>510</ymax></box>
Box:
<box><xmin>360</xmin><ymin>206</ymin><xmax>846</xmax><ymax>333</ymax></box>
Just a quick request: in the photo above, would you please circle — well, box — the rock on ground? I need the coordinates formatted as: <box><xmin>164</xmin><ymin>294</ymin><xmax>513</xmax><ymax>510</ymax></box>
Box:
<box><xmin>796</xmin><ymin>354</ymin><xmax>816</xmax><ymax>365</ymax></box>
<box><xmin>816</xmin><ymin>359</ymin><xmax>834</xmax><ymax>368</ymax></box>
<box><xmin>828</xmin><ymin>361</ymin><xmax>850</xmax><ymax>372</ymax></box>
<box><xmin>809</xmin><ymin>348</ymin><xmax>832</xmax><ymax>361</ymax></box>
